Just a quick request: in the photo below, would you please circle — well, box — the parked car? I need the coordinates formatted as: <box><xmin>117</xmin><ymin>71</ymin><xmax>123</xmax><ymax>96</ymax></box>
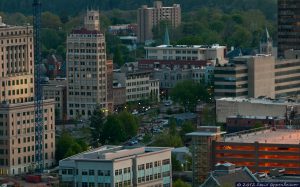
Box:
<box><xmin>164</xmin><ymin>100</ymin><xmax>173</xmax><ymax>106</ymax></box>
<box><xmin>132</xmin><ymin>109</ymin><xmax>139</xmax><ymax>115</ymax></box>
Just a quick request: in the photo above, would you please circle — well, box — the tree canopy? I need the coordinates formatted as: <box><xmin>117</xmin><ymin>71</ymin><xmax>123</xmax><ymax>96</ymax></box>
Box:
<box><xmin>56</xmin><ymin>131</ymin><xmax>88</xmax><ymax>161</ymax></box>
<box><xmin>0</xmin><ymin>0</ymin><xmax>276</xmax><ymax>21</ymax></box>
<box><xmin>173</xmin><ymin>179</ymin><xmax>191</xmax><ymax>187</ymax></box>
<box><xmin>170</xmin><ymin>80</ymin><xmax>210</xmax><ymax>111</ymax></box>
<box><xmin>90</xmin><ymin>108</ymin><xmax>139</xmax><ymax>146</ymax></box>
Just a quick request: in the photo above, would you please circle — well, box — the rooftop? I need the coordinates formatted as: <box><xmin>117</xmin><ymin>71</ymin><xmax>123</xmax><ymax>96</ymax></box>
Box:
<box><xmin>173</xmin><ymin>112</ymin><xmax>198</xmax><ymax>120</ymax></box>
<box><xmin>227</xmin><ymin>115</ymin><xmax>285</xmax><ymax>120</ymax></box>
<box><xmin>146</xmin><ymin>44</ymin><xmax>225</xmax><ymax>49</ymax></box>
<box><xmin>71</xmin><ymin>28</ymin><xmax>102</xmax><ymax>35</ymax></box>
<box><xmin>224</xmin><ymin>128</ymin><xmax>300</xmax><ymax>144</ymax></box>
<box><xmin>61</xmin><ymin>146</ymin><xmax>172</xmax><ymax>162</ymax></box>
<box><xmin>217</xmin><ymin>97</ymin><xmax>299</xmax><ymax>106</ymax></box>
<box><xmin>201</xmin><ymin>164</ymin><xmax>259</xmax><ymax>187</ymax></box>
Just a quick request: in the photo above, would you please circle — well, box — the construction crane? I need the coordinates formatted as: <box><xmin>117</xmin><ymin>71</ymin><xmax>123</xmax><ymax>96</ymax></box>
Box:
<box><xmin>33</xmin><ymin>0</ymin><xmax>44</xmax><ymax>172</ymax></box>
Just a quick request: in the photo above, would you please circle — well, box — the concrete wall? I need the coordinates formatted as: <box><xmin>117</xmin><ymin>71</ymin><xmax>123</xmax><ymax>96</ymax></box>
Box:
<box><xmin>216</xmin><ymin>99</ymin><xmax>294</xmax><ymax>123</ymax></box>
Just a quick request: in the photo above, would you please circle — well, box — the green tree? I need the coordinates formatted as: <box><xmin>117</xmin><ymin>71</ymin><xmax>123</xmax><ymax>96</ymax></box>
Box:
<box><xmin>103</xmin><ymin>115</ymin><xmax>126</xmax><ymax>144</ymax></box>
<box><xmin>152</xmin><ymin>133</ymin><xmax>183</xmax><ymax>148</ymax></box>
<box><xmin>113</xmin><ymin>45</ymin><xmax>125</xmax><ymax>67</ymax></box>
<box><xmin>173</xmin><ymin>179</ymin><xmax>191</xmax><ymax>187</ymax></box>
<box><xmin>169</xmin><ymin>118</ymin><xmax>177</xmax><ymax>136</ymax></box>
<box><xmin>202</xmin><ymin>105</ymin><xmax>216</xmax><ymax>125</ymax></box>
<box><xmin>180</xmin><ymin>121</ymin><xmax>196</xmax><ymax>138</ymax></box>
<box><xmin>117</xmin><ymin>111</ymin><xmax>139</xmax><ymax>139</ymax></box>
<box><xmin>170</xmin><ymin>80</ymin><xmax>209</xmax><ymax>112</ymax></box>
<box><xmin>90</xmin><ymin>106</ymin><xmax>105</xmax><ymax>146</ymax></box>
<box><xmin>172</xmin><ymin>154</ymin><xmax>183</xmax><ymax>172</ymax></box>
<box><xmin>56</xmin><ymin>132</ymin><xmax>88</xmax><ymax>161</ymax></box>
<box><xmin>41</xmin><ymin>11</ymin><xmax>62</xmax><ymax>29</ymax></box>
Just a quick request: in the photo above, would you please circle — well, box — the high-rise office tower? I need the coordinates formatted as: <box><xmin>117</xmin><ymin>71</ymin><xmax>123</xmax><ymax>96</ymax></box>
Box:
<box><xmin>137</xmin><ymin>1</ymin><xmax>181</xmax><ymax>43</ymax></box>
<box><xmin>278</xmin><ymin>0</ymin><xmax>300</xmax><ymax>57</ymax></box>
<box><xmin>0</xmin><ymin>17</ymin><xmax>55</xmax><ymax>175</ymax></box>
<box><xmin>67</xmin><ymin>10</ymin><xmax>108</xmax><ymax>119</ymax></box>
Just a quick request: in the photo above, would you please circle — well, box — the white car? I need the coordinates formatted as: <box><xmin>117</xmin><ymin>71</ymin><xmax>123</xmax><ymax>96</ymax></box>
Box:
<box><xmin>132</xmin><ymin>109</ymin><xmax>139</xmax><ymax>115</ymax></box>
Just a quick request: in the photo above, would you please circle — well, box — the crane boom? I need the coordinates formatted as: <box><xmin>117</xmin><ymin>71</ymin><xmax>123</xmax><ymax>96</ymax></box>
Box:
<box><xmin>33</xmin><ymin>0</ymin><xmax>44</xmax><ymax>172</ymax></box>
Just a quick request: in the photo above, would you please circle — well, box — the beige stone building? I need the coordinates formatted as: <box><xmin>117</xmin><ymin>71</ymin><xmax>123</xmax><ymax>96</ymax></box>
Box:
<box><xmin>215</xmin><ymin>54</ymin><xmax>300</xmax><ymax>99</ymax></box>
<box><xmin>67</xmin><ymin>10</ymin><xmax>108</xmax><ymax>119</ymax></box>
<box><xmin>214</xmin><ymin>55</ymin><xmax>275</xmax><ymax>99</ymax></box>
<box><xmin>0</xmin><ymin>18</ymin><xmax>55</xmax><ymax>175</ymax></box>
<box><xmin>42</xmin><ymin>78</ymin><xmax>67</xmax><ymax>121</ymax></box>
<box><xmin>59</xmin><ymin>146</ymin><xmax>172</xmax><ymax>187</ymax></box>
<box><xmin>275</xmin><ymin>58</ymin><xmax>300</xmax><ymax>98</ymax></box>
<box><xmin>114</xmin><ymin>69</ymin><xmax>160</xmax><ymax>102</ymax></box>
<box><xmin>137</xmin><ymin>1</ymin><xmax>181</xmax><ymax>43</ymax></box>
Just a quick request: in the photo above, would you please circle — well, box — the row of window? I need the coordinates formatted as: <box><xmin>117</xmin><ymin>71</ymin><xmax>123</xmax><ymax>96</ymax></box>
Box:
<box><xmin>115</xmin><ymin>167</ymin><xmax>131</xmax><ymax>176</ymax></box>
<box><xmin>127</xmin><ymin>93</ymin><xmax>149</xmax><ymax>100</ymax></box>
<box><xmin>0</xmin><ymin>29</ymin><xmax>32</xmax><ymax>36</ymax></box>
<box><xmin>137</xmin><ymin>172</ymin><xmax>166</xmax><ymax>184</ymax></box>
<box><xmin>127</xmin><ymin>87</ymin><xmax>149</xmax><ymax>93</ymax></box>
<box><xmin>1</xmin><ymin>78</ymin><xmax>32</xmax><ymax>86</ymax></box>
<box><xmin>126</xmin><ymin>80</ymin><xmax>149</xmax><ymax>87</ymax></box>
<box><xmin>81</xmin><ymin>170</ymin><xmax>111</xmax><ymax>176</ymax></box>
<box><xmin>69</xmin><ymin>86</ymin><xmax>99</xmax><ymax>91</ymax></box>
<box><xmin>138</xmin><ymin>159</ymin><xmax>169</xmax><ymax>171</ymax></box>
<box><xmin>13</xmin><ymin>142</ymin><xmax>53</xmax><ymax>155</ymax></box>
<box><xmin>68</xmin><ymin>55</ymin><xmax>105</xmax><ymax>60</ymax></box>
<box><xmin>11</xmin><ymin>152</ymin><xmax>53</xmax><ymax>166</ymax></box>
<box><xmin>67</xmin><ymin>42</ymin><xmax>104</xmax><ymax>48</ymax></box>
<box><xmin>115</xmin><ymin>180</ymin><xmax>131</xmax><ymax>187</ymax></box>
<box><xmin>68</xmin><ymin>61</ymin><xmax>105</xmax><ymax>66</ymax></box>
<box><xmin>68</xmin><ymin>67</ymin><xmax>105</xmax><ymax>72</ymax></box>
<box><xmin>0</xmin><ymin>38</ymin><xmax>32</xmax><ymax>44</ymax></box>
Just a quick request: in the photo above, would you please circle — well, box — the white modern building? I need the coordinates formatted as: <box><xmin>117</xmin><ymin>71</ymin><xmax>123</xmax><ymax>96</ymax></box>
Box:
<box><xmin>145</xmin><ymin>44</ymin><xmax>226</xmax><ymax>63</ymax></box>
<box><xmin>59</xmin><ymin>146</ymin><xmax>172</xmax><ymax>187</ymax></box>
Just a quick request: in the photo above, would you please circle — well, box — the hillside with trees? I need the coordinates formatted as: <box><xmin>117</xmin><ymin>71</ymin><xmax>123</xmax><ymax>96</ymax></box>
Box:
<box><xmin>0</xmin><ymin>0</ymin><xmax>276</xmax><ymax>19</ymax></box>
<box><xmin>0</xmin><ymin>0</ymin><xmax>277</xmax><ymax>62</ymax></box>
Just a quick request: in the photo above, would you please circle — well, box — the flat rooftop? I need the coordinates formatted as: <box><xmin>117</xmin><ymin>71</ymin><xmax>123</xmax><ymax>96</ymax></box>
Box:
<box><xmin>147</xmin><ymin>44</ymin><xmax>226</xmax><ymax>49</ymax></box>
<box><xmin>227</xmin><ymin>115</ymin><xmax>285</xmax><ymax>120</ymax></box>
<box><xmin>224</xmin><ymin>128</ymin><xmax>300</xmax><ymax>144</ymax></box>
<box><xmin>62</xmin><ymin>146</ymin><xmax>172</xmax><ymax>162</ymax></box>
<box><xmin>217</xmin><ymin>97</ymin><xmax>299</xmax><ymax>106</ymax></box>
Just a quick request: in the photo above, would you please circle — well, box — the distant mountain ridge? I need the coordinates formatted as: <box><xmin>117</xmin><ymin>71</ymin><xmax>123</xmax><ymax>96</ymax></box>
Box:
<box><xmin>0</xmin><ymin>0</ymin><xmax>276</xmax><ymax>19</ymax></box>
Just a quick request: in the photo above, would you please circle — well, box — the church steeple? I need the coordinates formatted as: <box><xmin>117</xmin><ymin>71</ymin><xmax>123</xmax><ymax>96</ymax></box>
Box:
<box><xmin>163</xmin><ymin>26</ymin><xmax>170</xmax><ymax>45</ymax></box>
<box><xmin>259</xmin><ymin>27</ymin><xmax>273</xmax><ymax>55</ymax></box>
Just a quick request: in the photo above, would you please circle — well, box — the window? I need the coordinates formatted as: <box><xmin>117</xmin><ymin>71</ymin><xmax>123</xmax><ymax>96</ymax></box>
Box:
<box><xmin>105</xmin><ymin>170</ymin><xmax>110</xmax><ymax>176</ymax></box>
<box><xmin>62</xmin><ymin>169</ymin><xmax>67</xmax><ymax>174</ymax></box>
<box><xmin>89</xmin><ymin>170</ymin><xmax>94</xmax><ymax>175</ymax></box>
<box><xmin>82</xmin><ymin>170</ymin><xmax>88</xmax><ymax>175</ymax></box>
<box><xmin>98</xmin><ymin>170</ymin><xmax>104</xmax><ymax>176</ymax></box>
<box><xmin>162</xmin><ymin>159</ymin><xmax>170</xmax><ymax>165</ymax></box>
<box><xmin>138</xmin><ymin>164</ymin><xmax>144</xmax><ymax>170</ymax></box>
